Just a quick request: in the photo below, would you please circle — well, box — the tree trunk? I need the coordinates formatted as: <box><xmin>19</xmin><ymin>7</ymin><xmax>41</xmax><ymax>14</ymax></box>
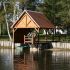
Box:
<box><xmin>3</xmin><ymin>2</ymin><xmax>12</xmax><ymax>41</ymax></box>
<box><xmin>13</xmin><ymin>3</ymin><xmax>16</xmax><ymax>23</ymax></box>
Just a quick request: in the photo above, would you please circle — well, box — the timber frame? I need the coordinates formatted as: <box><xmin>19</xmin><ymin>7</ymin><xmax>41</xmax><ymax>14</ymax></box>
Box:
<box><xmin>11</xmin><ymin>10</ymin><xmax>55</xmax><ymax>45</ymax></box>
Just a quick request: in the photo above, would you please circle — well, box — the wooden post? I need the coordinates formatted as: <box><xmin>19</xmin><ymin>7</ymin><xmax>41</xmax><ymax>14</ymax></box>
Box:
<box><xmin>13</xmin><ymin>29</ymin><xmax>15</xmax><ymax>49</ymax></box>
<box><xmin>54</xmin><ymin>28</ymin><xmax>56</xmax><ymax>42</ymax></box>
<box><xmin>52</xmin><ymin>28</ymin><xmax>54</xmax><ymax>42</ymax></box>
<box><xmin>53</xmin><ymin>28</ymin><xmax>55</xmax><ymax>42</ymax></box>
<box><xmin>46</xmin><ymin>28</ymin><xmax>47</xmax><ymax>43</ymax></box>
<box><xmin>24</xmin><ymin>35</ymin><xmax>25</xmax><ymax>44</ymax></box>
<box><xmin>38</xmin><ymin>28</ymin><xmax>39</xmax><ymax>44</ymax></box>
<box><xmin>32</xmin><ymin>35</ymin><xmax>34</xmax><ymax>44</ymax></box>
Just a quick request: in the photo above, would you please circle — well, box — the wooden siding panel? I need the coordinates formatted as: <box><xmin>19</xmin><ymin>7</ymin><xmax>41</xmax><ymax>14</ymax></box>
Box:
<box><xmin>27</xmin><ymin>14</ymin><xmax>31</xmax><ymax>25</ymax></box>
<box><xmin>27</xmin><ymin>21</ymin><xmax>38</xmax><ymax>28</ymax></box>
<box><xmin>15</xmin><ymin>14</ymin><xmax>27</xmax><ymax>28</ymax></box>
<box><xmin>14</xmin><ymin>13</ymin><xmax>39</xmax><ymax>28</ymax></box>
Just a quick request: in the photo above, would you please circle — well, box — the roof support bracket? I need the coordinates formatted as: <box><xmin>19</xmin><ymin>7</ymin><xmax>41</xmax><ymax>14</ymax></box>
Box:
<box><xmin>14</xmin><ymin>28</ymin><xmax>18</xmax><ymax>33</ymax></box>
<box><xmin>35</xmin><ymin>28</ymin><xmax>39</xmax><ymax>33</ymax></box>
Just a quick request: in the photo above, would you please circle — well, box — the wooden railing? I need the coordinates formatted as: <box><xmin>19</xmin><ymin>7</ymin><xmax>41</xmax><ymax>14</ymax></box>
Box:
<box><xmin>24</xmin><ymin>35</ymin><xmax>34</xmax><ymax>44</ymax></box>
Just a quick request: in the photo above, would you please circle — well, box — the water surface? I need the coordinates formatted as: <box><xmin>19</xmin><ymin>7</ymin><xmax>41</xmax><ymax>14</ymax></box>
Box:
<box><xmin>0</xmin><ymin>48</ymin><xmax>70</xmax><ymax>70</ymax></box>
<box><xmin>0</xmin><ymin>49</ymin><xmax>13</xmax><ymax>70</ymax></box>
<box><xmin>14</xmin><ymin>48</ymin><xmax>70</xmax><ymax>70</ymax></box>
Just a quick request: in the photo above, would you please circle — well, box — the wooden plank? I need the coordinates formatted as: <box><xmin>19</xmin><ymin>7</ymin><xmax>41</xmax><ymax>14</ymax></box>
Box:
<box><xmin>13</xmin><ymin>29</ymin><xmax>15</xmax><ymax>48</ymax></box>
<box><xmin>24</xmin><ymin>35</ymin><xmax>25</xmax><ymax>44</ymax></box>
<box><xmin>26</xmin><ymin>12</ymin><xmax>40</xmax><ymax>28</ymax></box>
<box><xmin>32</xmin><ymin>35</ymin><xmax>34</xmax><ymax>44</ymax></box>
<box><xmin>14</xmin><ymin>28</ymin><xmax>18</xmax><ymax>32</ymax></box>
<box><xmin>35</xmin><ymin>28</ymin><xmax>39</xmax><ymax>32</ymax></box>
<box><xmin>26</xmin><ymin>20</ymin><xmax>31</xmax><ymax>27</ymax></box>
<box><xmin>26</xmin><ymin>14</ymin><xmax>27</xmax><ymax>27</ymax></box>
<box><xmin>25</xmin><ymin>38</ymin><xmax>32</xmax><ymax>39</ymax></box>
<box><xmin>25</xmin><ymin>41</ymin><xmax>32</xmax><ymax>43</ymax></box>
<box><xmin>24</xmin><ymin>35</ymin><xmax>34</xmax><ymax>44</ymax></box>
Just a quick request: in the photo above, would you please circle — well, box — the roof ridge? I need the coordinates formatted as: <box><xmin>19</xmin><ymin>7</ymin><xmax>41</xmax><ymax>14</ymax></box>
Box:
<box><xmin>25</xmin><ymin>10</ymin><xmax>43</xmax><ymax>14</ymax></box>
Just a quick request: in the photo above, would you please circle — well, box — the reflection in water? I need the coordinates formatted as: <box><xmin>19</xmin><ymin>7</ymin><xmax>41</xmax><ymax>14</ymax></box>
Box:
<box><xmin>0</xmin><ymin>49</ymin><xmax>13</xmax><ymax>70</ymax></box>
<box><xmin>52</xmin><ymin>51</ymin><xmax>70</xmax><ymax>70</ymax></box>
<box><xmin>14</xmin><ymin>47</ymin><xmax>70</xmax><ymax>70</ymax></box>
<box><xmin>0</xmin><ymin>48</ymin><xmax>70</xmax><ymax>70</ymax></box>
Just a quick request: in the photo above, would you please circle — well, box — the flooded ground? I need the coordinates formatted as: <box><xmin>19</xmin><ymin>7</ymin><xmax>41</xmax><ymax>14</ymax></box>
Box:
<box><xmin>0</xmin><ymin>48</ymin><xmax>70</xmax><ymax>70</ymax></box>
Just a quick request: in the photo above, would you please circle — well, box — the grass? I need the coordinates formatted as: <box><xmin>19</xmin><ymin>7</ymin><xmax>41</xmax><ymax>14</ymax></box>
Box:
<box><xmin>0</xmin><ymin>36</ymin><xmax>9</xmax><ymax>41</ymax></box>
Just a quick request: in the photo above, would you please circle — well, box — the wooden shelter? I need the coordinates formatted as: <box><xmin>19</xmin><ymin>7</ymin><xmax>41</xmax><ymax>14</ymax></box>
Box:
<box><xmin>11</xmin><ymin>10</ymin><xmax>55</xmax><ymax>44</ymax></box>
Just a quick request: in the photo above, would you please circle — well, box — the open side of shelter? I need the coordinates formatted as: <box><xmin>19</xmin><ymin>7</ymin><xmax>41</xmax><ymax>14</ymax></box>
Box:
<box><xmin>11</xmin><ymin>10</ymin><xmax>55</xmax><ymax>45</ymax></box>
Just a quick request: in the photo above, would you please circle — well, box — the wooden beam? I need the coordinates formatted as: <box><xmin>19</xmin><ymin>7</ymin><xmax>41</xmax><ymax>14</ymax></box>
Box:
<box><xmin>35</xmin><ymin>28</ymin><xmax>39</xmax><ymax>32</ymax></box>
<box><xmin>46</xmin><ymin>28</ymin><xmax>47</xmax><ymax>42</ymax></box>
<box><xmin>32</xmin><ymin>35</ymin><xmax>34</xmax><ymax>44</ymax></box>
<box><xmin>37</xmin><ymin>28</ymin><xmax>40</xmax><ymax>44</ymax></box>
<box><xmin>13</xmin><ymin>29</ymin><xmax>15</xmax><ymax>48</ymax></box>
<box><xmin>24</xmin><ymin>35</ymin><xmax>34</xmax><ymax>44</ymax></box>
<box><xmin>26</xmin><ymin>12</ymin><xmax>40</xmax><ymax>28</ymax></box>
<box><xmin>26</xmin><ymin>20</ymin><xmax>31</xmax><ymax>27</ymax></box>
<box><xmin>24</xmin><ymin>35</ymin><xmax>25</xmax><ymax>44</ymax></box>
<box><xmin>13</xmin><ymin>28</ymin><xmax>18</xmax><ymax>33</ymax></box>
<box><xmin>26</xmin><ymin>15</ymin><xmax>27</xmax><ymax>27</ymax></box>
<box><xmin>12</xmin><ymin>14</ymin><xmax>26</xmax><ymax>28</ymax></box>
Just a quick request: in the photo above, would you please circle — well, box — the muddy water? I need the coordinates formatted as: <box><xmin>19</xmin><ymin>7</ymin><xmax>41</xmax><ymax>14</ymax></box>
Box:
<box><xmin>0</xmin><ymin>48</ymin><xmax>70</xmax><ymax>70</ymax></box>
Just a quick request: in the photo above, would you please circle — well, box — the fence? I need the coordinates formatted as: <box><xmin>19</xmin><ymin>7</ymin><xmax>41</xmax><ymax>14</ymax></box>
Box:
<box><xmin>0</xmin><ymin>41</ymin><xmax>13</xmax><ymax>47</ymax></box>
<box><xmin>0</xmin><ymin>40</ymin><xmax>70</xmax><ymax>49</ymax></box>
<box><xmin>52</xmin><ymin>42</ymin><xmax>70</xmax><ymax>49</ymax></box>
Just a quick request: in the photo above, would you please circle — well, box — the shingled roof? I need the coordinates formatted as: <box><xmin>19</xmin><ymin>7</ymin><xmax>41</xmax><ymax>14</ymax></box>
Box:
<box><xmin>11</xmin><ymin>10</ymin><xmax>55</xmax><ymax>28</ymax></box>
